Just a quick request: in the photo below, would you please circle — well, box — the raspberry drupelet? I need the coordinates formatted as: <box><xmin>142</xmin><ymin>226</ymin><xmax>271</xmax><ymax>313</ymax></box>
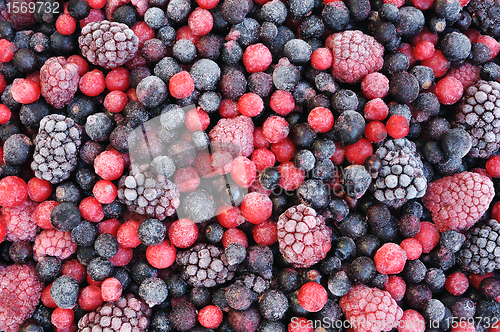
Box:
<box><xmin>277</xmin><ymin>204</ymin><xmax>332</xmax><ymax>268</ymax></box>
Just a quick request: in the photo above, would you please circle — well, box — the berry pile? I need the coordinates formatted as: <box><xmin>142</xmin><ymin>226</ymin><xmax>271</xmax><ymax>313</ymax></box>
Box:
<box><xmin>2</xmin><ymin>0</ymin><xmax>500</xmax><ymax>331</ymax></box>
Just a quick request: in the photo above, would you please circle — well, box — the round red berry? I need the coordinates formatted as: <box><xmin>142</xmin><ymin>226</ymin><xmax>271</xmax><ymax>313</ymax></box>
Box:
<box><xmin>238</xmin><ymin>93</ymin><xmax>264</xmax><ymax>117</ymax></box>
<box><xmin>51</xmin><ymin>308</ymin><xmax>74</xmax><ymax>329</ymax></box>
<box><xmin>79</xmin><ymin>69</ymin><xmax>105</xmax><ymax>97</ymax></box>
<box><xmin>185</xmin><ymin>107</ymin><xmax>210</xmax><ymax>132</ymax></box>
<box><xmin>263</xmin><ymin>116</ymin><xmax>290</xmax><ymax>143</ymax></box>
<box><xmin>78</xmin><ymin>286</ymin><xmax>103</xmax><ymax>311</ymax></box>
<box><xmin>414</xmin><ymin>221</ymin><xmax>440</xmax><ymax>253</ymax></box>
<box><xmin>398</xmin><ymin>310</ymin><xmax>425</xmax><ymax>332</ymax></box>
<box><xmin>105</xmin><ymin>67</ymin><xmax>130</xmax><ymax>91</ymax></box>
<box><xmin>243</xmin><ymin>43</ymin><xmax>272</xmax><ymax>73</ymax></box>
<box><xmin>421</xmin><ymin>50</ymin><xmax>450</xmax><ymax>78</ymax></box>
<box><xmin>364</xmin><ymin>121</ymin><xmax>387</xmax><ymax>143</ymax></box>
<box><xmin>288</xmin><ymin>317</ymin><xmax>314</xmax><ymax>332</ymax></box>
<box><xmin>222</xmin><ymin>228</ymin><xmax>248</xmax><ymax>248</ymax></box>
<box><xmin>345</xmin><ymin>138</ymin><xmax>373</xmax><ymax>164</ymax></box>
<box><xmin>399</xmin><ymin>238</ymin><xmax>423</xmax><ymax>260</ymax></box>
<box><xmin>109</xmin><ymin>246</ymin><xmax>133</xmax><ymax>266</ymax></box>
<box><xmin>101</xmin><ymin>277</ymin><xmax>123</xmax><ymax>302</ymax></box>
<box><xmin>0</xmin><ymin>39</ymin><xmax>16</xmax><ymax>62</ymax></box>
<box><xmin>218</xmin><ymin>99</ymin><xmax>239</xmax><ymax>118</ymax></box>
<box><xmin>270</xmin><ymin>90</ymin><xmax>295</xmax><ymax>116</ymax></box>
<box><xmin>146</xmin><ymin>240</ymin><xmax>176</xmax><ymax>269</ymax></box>
<box><xmin>169</xmin><ymin>71</ymin><xmax>195</xmax><ymax>99</ymax></box>
<box><xmin>188</xmin><ymin>7</ymin><xmax>213</xmax><ymax>36</ymax></box>
<box><xmin>308</xmin><ymin>107</ymin><xmax>334</xmax><ymax>133</ymax></box>
<box><xmin>117</xmin><ymin>220</ymin><xmax>141</xmax><ymax>248</ymax></box>
<box><xmin>79</xmin><ymin>197</ymin><xmax>104</xmax><ymax>223</ymax></box>
<box><xmin>298</xmin><ymin>282</ymin><xmax>328</xmax><ymax>312</ymax></box>
<box><xmin>216</xmin><ymin>205</ymin><xmax>244</xmax><ymax>228</ymax></box>
<box><xmin>92</xmin><ymin>180</ymin><xmax>117</xmax><ymax>204</ymax></box>
<box><xmin>11</xmin><ymin>78</ymin><xmax>40</xmax><ymax>104</ymax></box>
<box><xmin>278</xmin><ymin>161</ymin><xmax>305</xmax><ymax>191</ymax></box>
<box><xmin>104</xmin><ymin>91</ymin><xmax>128</xmax><ymax>113</ymax></box>
<box><xmin>251</xmin><ymin>148</ymin><xmax>276</xmax><ymax>171</ymax></box>
<box><xmin>386</xmin><ymin>115</ymin><xmax>410</xmax><ymax>139</ymax></box>
<box><xmin>0</xmin><ymin>74</ymin><xmax>6</xmax><ymax>95</ymax></box>
<box><xmin>361</xmin><ymin>72</ymin><xmax>389</xmax><ymax>99</ymax></box>
<box><xmin>434</xmin><ymin>76</ymin><xmax>463</xmax><ymax>105</ymax></box>
<box><xmin>67</xmin><ymin>55</ymin><xmax>88</xmax><ymax>76</ymax></box>
<box><xmin>310</xmin><ymin>47</ymin><xmax>333</xmax><ymax>70</ymax></box>
<box><xmin>56</xmin><ymin>14</ymin><xmax>76</xmax><ymax>35</ymax></box>
<box><xmin>384</xmin><ymin>275</ymin><xmax>406</xmax><ymax>301</ymax></box>
<box><xmin>0</xmin><ymin>176</ymin><xmax>28</xmax><ymax>207</ymax></box>
<box><xmin>253</xmin><ymin>220</ymin><xmax>278</xmax><ymax>246</ymax></box>
<box><xmin>174</xmin><ymin>167</ymin><xmax>200</xmax><ymax>193</ymax></box>
<box><xmin>94</xmin><ymin>150</ymin><xmax>124</xmax><ymax>181</ymax></box>
<box><xmin>0</xmin><ymin>104</ymin><xmax>11</xmax><ymax>124</ymax></box>
<box><xmin>364</xmin><ymin>98</ymin><xmax>389</xmax><ymax>121</ymax></box>
<box><xmin>98</xmin><ymin>218</ymin><xmax>121</xmax><ymax>236</ymax></box>
<box><xmin>231</xmin><ymin>156</ymin><xmax>257</xmax><ymax>188</ymax></box>
<box><xmin>169</xmin><ymin>218</ymin><xmax>198</xmax><ymax>248</ymax></box>
<box><xmin>486</xmin><ymin>156</ymin><xmax>500</xmax><ymax>178</ymax></box>
<box><xmin>62</xmin><ymin>259</ymin><xmax>86</xmax><ymax>283</ymax></box>
<box><xmin>199</xmin><ymin>305</ymin><xmax>223</xmax><ymax>329</ymax></box>
<box><xmin>241</xmin><ymin>192</ymin><xmax>272</xmax><ymax>224</ymax></box>
<box><xmin>27</xmin><ymin>177</ymin><xmax>52</xmax><ymax>202</ymax></box>
<box><xmin>477</xmin><ymin>35</ymin><xmax>500</xmax><ymax>60</ymax></box>
<box><xmin>445</xmin><ymin>272</ymin><xmax>469</xmax><ymax>296</ymax></box>
<box><xmin>197</xmin><ymin>0</ymin><xmax>219</xmax><ymax>9</ymax></box>
<box><xmin>271</xmin><ymin>138</ymin><xmax>295</xmax><ymax>163</ymax></box>
<box><xmin>414</xmin><ymin>40</ymin><xmax>435</xmax><ymax>60</ymax></box>
<box><xmin>374</xmin><ymin>243</ymin><xmax>407</xmax><ymax>275</ymax></box>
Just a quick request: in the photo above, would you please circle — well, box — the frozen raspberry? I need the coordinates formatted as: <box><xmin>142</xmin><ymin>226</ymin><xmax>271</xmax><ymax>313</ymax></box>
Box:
<box><xmin>78</xmin><ymin>20</ymin><xmax>140</xmax><ymax>69</ymax></box>
<box><xmin>0</xmin><ymin>264</ymin><xmax>43</xmax><ymax>332</ymax></box>
<box><xmin>39</xmin><ymin>57</ymin><xmax>79</xmax><ymax>109</ymax></box>
<box><xmin>326</xmin><ymin>30</ymin><xmax>384</xmax><ymax>84</ymax></box>
<box><xmin>209</xmin><ymin>115</ymin><xmax>254</xmax><ymax>157</ymax></box>
<box><xmin>33</xmin><ymin>229</ymin><xmax>77</xmax><ymax>261</ymax></box>
<box><xmin>0</xmin><ymin>198</ymin><xmax>38</xmax><ymax>242</ymax></box>
<box><xmin>422</xmin><ymin>171</ymin><xmax>494</xmax><ymax>232</ymax></box>
<box><xmin>339</xmin><ymin>284</ymin><xmax>403</xmax><ymax>332</ymax></box>
<box><xmin>445</xmin><ymin>62</ymin><xmax>481</xmax><ymax>89</ymax></box>
<box><xmin>277</xmin><ymin>204</ymin><xmax>332</xmax><ymax>268</ymax></box>
<box><xmin>78</xmin><ymin>294</ymin><xmax>152</xmax><ymax>332</ymax></box>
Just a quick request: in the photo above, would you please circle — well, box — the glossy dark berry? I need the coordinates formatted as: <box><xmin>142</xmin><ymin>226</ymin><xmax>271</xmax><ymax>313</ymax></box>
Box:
<box><xmin>334</xmin><ymin>236</ymin><xmax>356</xmax><ymax>261</ymax></box>
<box><xmin>290</xmin><ymin>123</ymin><xmax>316</xmax><ymax>148</ymax></box>
<box><xmin>349</xmin><ymin>256</ymin><xmax>376</xmax><ymax>283</ymax></box>
<box><xmin>68</xmin><ymin>0</ymin><xmax>90</xmax><ymax>20</ymax></box>
<box><xmin>13</xmin><ymin>48</ymin><xmax>38</xmax><ymax>74</ymax></box>
<box><xmin>322</xmin><ymin>198</ymin><xmax>349</xmax><ymax>222</ymax></box>
<box><xmin>389</xmin><ymin>72</ymin><xmax>419</xmax><ymax>104</ymax></box>
<box><xmin>383</xmin><ymin>52</ymin><xmax>410</xmax><ymax>76</ymax></box>
<box><xmin>355</xmin><ymin>234</ymin><xmax>381</xmax><ymax>257</ymax></box>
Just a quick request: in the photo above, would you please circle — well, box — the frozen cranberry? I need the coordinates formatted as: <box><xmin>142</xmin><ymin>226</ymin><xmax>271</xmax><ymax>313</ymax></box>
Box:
<box><xmin>414</xmin><ymin>221</ymin><xmax>440</xmax><ymax>253</ymax></box>
<box><xmin>361</xmin><ymin>73</ymin><xmax>390</xmax><ymax>99</ymax></box>
<box><xmin>52</xmin><ymin>308</ymin><xmax>74</xmax><ymax>329</ymax></box>
<box><xmin>421</xmin><ymin>50</ymin><xmax>450</xmax><ymax>78</ymax></box>
<box><xmin>188</xmin><ymin>8</ymin><xmax>213</xmax><ymax>36</ymax></box>
<box><xmin>364</xmin><ymin>98</ymin><xmax>389</xmax><ymax>121</ymax></box>
<box><xmin>0</xmin><ymin>39</ymin><xmax>16</xmax><ymax>62</ymax></box>
<box><xmin>477</xmin><ymin>35</ymin><xmax>500</xmax><ymax>60</ymax></box>
<box><xmin>169</xmin><ymin>71</ymin><xmax>195</xmax><ymax>99</ymax></box>
<box><xmin>345</xmin><ymin>138</ymin><xmax>373</xmax><ymax>164</ymax></box>
<box><xmin>11</xmin><ymin>78</ymin><xmax>40</xmax><ymax>104</ymax></box>
<box><xmin>78</xmin><ymin>286</ymin><xmax>103</xmax><ymax>311</ymax></box>
<box><xmin>278</xmin><ymin>161</ymin><xmax>305</xmax><ymax>191</ymax></box>
<box><xmin>33</xmin><ymin>201</ymin><xmax>58</xmax><ymax>229</ymax></box>
<box><xmin>386</xmin><ymin>115</ymin><xmax>410</xmax><ymax>139</ymax></box>
<box><xmin>62</xmin><ymin>259</ymin><xmax>86</xmax><ymax>283</ymax></box>
<box><xmin>105</xmin><ymin>68</ymin><xmax>130</xmax><ymax>91</ymax></box>
<box><xmin>298</xmin><ymin>282</ymin><xmax>328</xmax><ymax>312</ymax></box>
<box><xmin>67</xmin><ymin>55</ymin><xmax>88</xmax><ymax>76</ymax></box>
<box><xmin>0</xmin><ymin>176</ymin><xmax>28</xmax><ymax>207</ymax></box>
<box><xmin>101</xmin><ymin>277</ymin><xmax>123</xmax><ymax>302</ymax></box>
<box><xmin>176</xmin><ymin>25</ymin><xmax>199</xmax><ymax>44</ymax></box>
<box><xmin>146</xmin><ymin>240</ymin><xmax>176</xmax><ymax>269</ymax></box>
<box><xmin>79</xmin><ymin>197</ymin><xmax>104</xmax><ymax>223</ymax></box>
<box><xmin>434</xmin><ymin>77</ymin><xmax>463</xmax><ymax>105</ymax></box>
<box><xmin>185</xmin><ymin>107</ymin><xmax>210</xmax><ymax>132</ymax></box>
<box><xmin>270</xmin><ymin>90</ymin><xmax>295</xmax><ymax>116</ymax></box>
<box><xmin>0</xmin><ymin>74</ymin><xmax>6</xmax><ymax>94</ymax></box>
<box><xmin>271</xmin><ymin>138</ymin><xmax>295</xmax><ymax>163</ymax></box>
<box><xmin>94</xmin><ymin>150</ymin><xmax>124</xmax><ymax>181</ymax></box>
<box><xmin>132</xmin><ymin>21</ymin><xmax>155</xmax><ymax>48</ymax></box>
<box><xmin>238</xmin><ymin>93</ymin><xmax>264</xmax><ymax>117</ymax></box>
<box><xmin>251</xmin><ymin>148</ymin><xmax>276</xmax><ymax>171</ymax></box>
<box><xmin>199</xmin><ymin>305</ymin><xmax>223</xmax><ymax>329</ymax></box>
<box><xmin>87</xmin><ymin>0</ymin><xmax>106</xmax><ymax>9</ymax></box>
<box><xmin>289</xmin><ymin>317</ymin><xmax>314</xmax><ymax>332</ymax></box>
<box><xmin>169</xmin><ymin>218</ymin><xmax>198</xmax><ymax>248</ymax></box>
<box><xmin>222</xmin><ymin>228</ymin><xmax>248</xmax><ymax>248</ymax></box>
<box><xmin>254</xmin><ymin>127</ymin><xmax>271</xmax><ymax>149</ymax></box>
<box><xmin>98</xmin><ymin>218</ymin><xmax>121</xmax><ymax>236</ymax></box>
<box><xmin>79</xmin><ymin>69</ymin><xmax>105</xmax><ymax>97</ymax></box>
<box><xmin>445</xmin><ymin>272</ymin><xmax>469</xmax><ymax>296</ymax></box>
<box><xmin>216</xmin><ymin>205</ymin><xmax>244</xmax><ymax>228</ymax></box>
<box><xmin>42</xmin><ymin>284</ymin><xmax>57</xmax><ymax>308</ymax></box>
<box><xmin>241</xmin><ymin>192</ymin><xmax>272</xmax><ymax>224</ymax></box>
<box><xmin>197</xmin><ymin>0</ymin><xmax>219</xmax><ymax>9</ymax></box>
<box><xmin>374</xmin><ymin>243</ymin><xmax>407</xmax><ymax>274</ymax></box>
<box><xmin>384</xmin><ymin>275</ymin><xmax>406</xmax><ymax>301</ymax></box>
<box><xmin>253</xmin><ymin>220</ymin><xmax>278</xmax><ymax>245</ymax></box>
<box><xmin>174</xmin><ymin>167</ymin><xmax>200</xmax><ymax>193</ymax></box>
<box><xmin>104</xmin><ymin>91</ymin><xmax>128</xmax><ymax>113</ymax></box>
<box><xmin>56</xmin><ymin>14</ymin><xmax>77</xmax><ymax>35</ymax></box>
<box><xmin>109</xmin><ymin>245</ymin><xmax>133</xmax><ymax>266</ymax></box>
<box><xmin>308</xmin><ymin>107</ymin><xmax>334</xmax><ymax>133</ymax></box>
<box><xmin>243</xmin><ymin>43</ymin><xmax>272</xmax><ymax>73</ymax></box>
<box><xmin>414</xmin><ymin>40</ymin><xmax>435</xmax><ymax>60</ymax></box>
<box><xmin>310</xmin><ymin>48</ymin><xmax>333</xmax><ymax>71</ymax></box>
<box><xmin>218</xmin><ymin>99</ymin><xmax>240</xmax><ymax>118</ymax></box>
<box><xmin>400</xmin><ymin>238</ymin><xmax>423</xmax><ymax>260</ymax></box>
<box><xmin>330</xmin><ymin>141</ymin><xmax>345</xmax><ymax>165</ymax></box>
<box><xmin>231</xmin><ymin>156</ymin><xmax>257</xmax><ymax>188</ymax></box>
<box><xmin>117</xmin><ymin>220</ymin><xmax>142</xmax><ymax>248</ymax></box>
<box><xmin>27</xmin><ymin>177</ymin><xmax>52</xmax><ymax>202</ymax></box>
<box><xmin>364</xmin><ymin>121</ymin><xmax>387</xmax><ymax>143</ymax></box>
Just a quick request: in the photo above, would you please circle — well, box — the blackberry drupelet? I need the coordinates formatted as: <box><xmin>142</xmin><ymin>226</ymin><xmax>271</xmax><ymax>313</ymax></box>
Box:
<box><xmin>117</xmin><ymin>163</ymin><xmax>180</xmax><ymax>220</ymax></box>
<box><xmin>372</xmin><ymin>138</ymin><xmax>427</xmax><ymax>208</ymax></box>
<box><xmin>454</xmin><ymin>80</ymin><xmax>500</xmax><ymax>158</ymax></box>
<box><xmin>78</xmin><ymin>20</ymin><xmax>140</xmax><ymax>69</ymax></box>
<box><xmin>176</xmin><ymin>243</ymin><xmax>238</xmax><ymax>288</ymax></box>
<box><xmin>457</xmin><ymin>219</ymin><xmax>500</xmax><ymax>274</ymax></box>
<box><xmin>31</xmin><ymin>114</ymin><xmax>82</xmax><ymax>184</ymax></box>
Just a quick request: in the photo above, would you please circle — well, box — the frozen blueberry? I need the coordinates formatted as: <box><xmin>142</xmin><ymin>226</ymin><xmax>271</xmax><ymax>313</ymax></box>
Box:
<box><xmin>139</xmin><ymin>277</ymin><xmax>168</xmax><ymax>307</ymax></box>
<box><xmin>94</xmin><ymin>233</ymin><xmax>119</xmax><ymax>259</ymax></box>
<box><xmin>50</xmin><ymin>275</ymin><xmax>79</xmax><ymax>309</ymax></box>
<box><xmin>36</xmin><ymin>256</ymin><xmax>61</xmax><ymax>282</ymax></box>
<box><xmin>50</xmin><ymin>202</ymin><xmax>81</xmax><ymax>232</ymax></box>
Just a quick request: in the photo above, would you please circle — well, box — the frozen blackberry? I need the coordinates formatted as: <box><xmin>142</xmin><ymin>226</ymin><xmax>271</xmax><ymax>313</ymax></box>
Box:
<box><xmin>9</xmin><ymin>241</ymin><xmax>33</xmax><ymax>264</ymax></box>
<box><xmin>293</xmin><ymin>150</ymin><xmax>315</xmax><ymax>171</ymax></box>
<box><xmin>94</xmin><ymin>233</ymin><xmax>119</xmax><ymax>259</ymax></box>
<box><xmin>258</xmin><ymin>290</ymin><xmax>288</xmax><ymax>321</ymax></box>
<box><xmin>3</xmin><ymin>134</ymin><xmax>33</xmax><ymax>166</ymax></box>
<box><xmin>176</xmin><ymin>243</ymin><xmax>238</xmax><ymax>288</ymax></box>
<box><xmin>466</xmin><ymin>0</ymin><xmax>500</xmax><ymax>37</ymax></box>
<box><xmin>225</xmin><ymin>243</ymin><xmax>246</xmax><ymax>266</ymax></box>
<box><xmin>373</xmin><ymin>138</ymin><xmax>427</xmax><ymax>208</ymax></box>
<box><xmin>457</xmin><ymin>219</ymin><xmax>500</xmax><ymax>274</ymax></box>
<box><xmin>190</xmin><ymin>59</ymin><xmax>221</xmax><ymax>91</ymax></box>
<box><xmin>260</xmin><ymin>167</ymin><xmax>281</xmax><ymax>191</ymax></box>
<box><xmin>85</xmin><ymin>113</ymin><xmax>113</xmax><ymax>142</ymax></box>
<box><xmin>87</xmin><ymin>257</ymin><xmax>114</xmax><ymax>281</ymax></box>
<box><xmin>51</xmin><ymin>202</ymin><xmax>81</xmax><ymax>232</ymax></box>
<box><xmin>441</xmin><ymin>32</ymin><xmax>471</xmax><ymax>62</ymax></box>
<box><xmin>79</xmin><ymin>20</ymin><xmax>139</xmax><ymax>69</ymax></box>
<box><xmin>71</xmin><ymin>221</ymin><xmax>97</xmax><ymax>247</ymax></box>
<box><xmin>220</xmin><ymin>68</ymin><xmax>247</xmax><ymax>100</ymax></box>
<box><xmin>36</xmin><ymin>256</ymin><xmax>61</xmax><ymax>282</ymax></box>
<box><xmin>273</xmin><ymin>58</ymin><xmax>300</xmax><ymax>91</ymax></box>
<box><xmin>199</xmin><ymin>92</ymin><xmax>221</xmax><ymax>113</ymax></box>
<box><xmin>50</xmin><ymin>275</ymin><xmax>79</xmax><ymax>309</ymax></box>
<box><xmin>31</xmin><ymin>114</ymin><xmax>82</xmax><ymax>184</ymax></box>
<box><xmin>55</xmin><ymin>181</ymin><xmax>80</xmax><ymax>204</ymax></box>
<box><xmin>172</xmin><ymin>39</ymin><xmax>196</xmax><ymax>64</ymax></box>
<box><xmin>341</xmin><ymin>165</ymin><xmax>372</xmax><ymax>199</ymax></box>
<box><xmin>139</xmin><ymin>277</ymin><xmax>168</xmax><ymax>307</ymax></box>
<box><xmin>334</xmin><ymin>110</ymin><xmax>365</xmax><ymax>145</ymax></box>
<box><xmin>117</xmin><ymin>163</ymin><xmax>180</xmax><ymax>220</ymax></box>
<box><xmin>137</xmin><ymin>218</ymin><xmax>166</xmax><ymax>246</ymax></box>
<box><xmin>454</xmin><ymin>80</ymin><xmax>500</xmax><ymax>158</ymax></box>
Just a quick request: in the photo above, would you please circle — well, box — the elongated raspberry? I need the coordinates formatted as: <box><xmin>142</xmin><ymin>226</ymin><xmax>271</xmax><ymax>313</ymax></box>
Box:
<box><xmin>277</xmin><ymin>204</ymin><xmax>332</xmax><ymax>268</ymax></box>
<box><xmin>339</xmin><ymin>284</ymin><xmax>403</xmax><ymax>332</ymax></box>
<box><xmin>0</xmin><ymin>264</ymin><xmax>43</xmax><ymax>332</ymax></box>
<box><xmin>0</xmin><ymin>198</ymin><xmax>38</xmax><ymax>242</ymax></box>
<box><xmin>326</xmin><ymin>30</ymin><xmax>384</xmax><ymax>84</ymax></box>
<box><xmin>33</xmin><ymin>229</ymin><xmax>77</xmax><ymax>261</ymax></box>
<box><xmin>40</xmin><ymin>57</ymin><xmax>80</xmax><ymax>109</ymax></box>
<box><xmin>209</xmin><ymin>115</ymin><xmax>255</xmax><ymax>157</ymax></box>
<box><xmin>422</xmin><ymin>171</ymin><xmax>494</xmax><ymax>232</ymax></box>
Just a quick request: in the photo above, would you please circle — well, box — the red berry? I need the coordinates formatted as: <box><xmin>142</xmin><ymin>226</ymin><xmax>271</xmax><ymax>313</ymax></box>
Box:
<box><xmin>62</xmin><ymin>259</ymin><xmax>86</xmax><ymax>283</ymax></box>
<box><xmin>42</xmin><ymin>284</ymin><xmax>58</xmax><ymax>308</ymax></box>
<box><xmin>56</xmin><ymin>14</ymin><xmax>77</xmax><ymax>35</ymax></box>
<box><xmin>176</xmin><ymin>25</ymin><xmax>199</xmax><ymax>44</ymax></box>
<box><xmin>67</xmin><ymin>55</ymin><xmax>88</xmax><ymax>76</ymax></box>
<box><xmin>0</xmin><ymin>176</ymin><xmax>28</xmax><ymax>207</ymax></box>
<box><xmin>0</xmin><ymin>222</ymin><xmax>5</xmax><ymax>243</ymax></box>
<box><xmin>109</xmin><ymin>245</ymin><xmax>133</xmax><ymax>266</ymax></box>
<box><xmin>398</xmin><ymin>310</ymin><xmax>426</xmax><ymax>332</ymax></box>
<box><xmin>263</xmin><ymin>116</ymin><xmax>290</xmax><ymax>143</ymax></box>
<box><xmin>253</xmin><ymin>220</ymin><xmax>278</xmax><ymax>245</ymax></box>
<box><xmin>384</xmin><ymin>275</ymin><xmax>406</xmax><ymax>301</ymax></box>
<box><xmin>174</xmin><ymin>167</ymin><xmax>200</xmax><ymax>193</ymax></box>
<box><xmin>384</xmin><ymin>0</ymin><xmax>405</xmax><ymax>7</ymax></box>
<box><xmin>414</xmin><ymin>40</ymin><xmax>435</xmax><ymax>60</ymax></box>
<box><xmin>0</xmin><ymin>39</ymin><xmax>16</xmax><ymax>62</ymax></box>
<box><xmin>386</xmin><ymin>115</ymin><xmax>410</xmax><ymax>139</ymax></box>
<box><xmin>298</xmin><ymin>282</ymin><xmax>328</xmax><ymax>312</ymax></box>
<box><xmin>243</xmin><ymin>43</ymin><xmax>272</xmax><ymax>73</ymax></box>
<box><xmin>231</xmin><ymin>156</ymin><xmax>257</xmax><ymax>188</ymax></box>
<box><xmin>92</xmin><ymin>180</ymin><xmax>117</xmax><ymax>204</ymax></box>
<box><xmin>11</xmin><ymin>78</ymin><xmax>40</xmax><ymax>104</ymax></box>
<box><xmin>169</xmin><ymin>218</ymin><xmax>198</xmax><ymax>248</ymax></box>
<box><xmin>78</xmin><ymin>286</ymin><xmax>103</xmax><ymax>311</ymax></box>
<box><xmin>310</xmin><ymin>48</ymin><xmax>333</xmax><ymax>70</ymax></box>
<box><xmin>251</xmin><ymin>148</ymin><xmax>276</xmax><ymax>171</ymax></box>
<box><xmin>169</xmin><ymin>71</ymin><xmax>195</xmax><ymax>99</ymax></box>
<box><xmin>308</xmin><ymin>107</ymin><xmax>334</xmax><ymax>133</ymax></box>
<box><xmin>79</xmin><ymin>69</ymin><xmax>105</xmax><ymax>97</ymax></box>
<box><xmin>218</xmin><ymin>99</ymin><xmax>239</xmax><ymax>118</ymax></box>
<box><xmin>199</xmin><ymin>305</ymin><xmax>223</xmax><ymax>329</ymax></box>
<box><xmin>79</xmin><ymin>197</ymin><xmax>104</xmax><ymax>223</ymax></box>
<box><xmin>188</xmin><ymin>8</ymin><xmax>213</xmax><ymax>36</ymax></box>
<box><xmin>278</xmin><ymin>161</ymin><xmax>305</xmax><ymax>191</ymax></box>
<box><xmin>271</xmin><ymin>138</ymin><xmax>295</xmax><ymax>163</ymax></box>
<box><xmin>185</xmin><ymin>107</ymin><xmax>210</xmax><ymax>132</ymax></box>
<box><xmin>33</xmin><ymin>201</ymin><xmax>58</xmax><ymax>230</ymax></box>
<box><xmin>101</xmin><ymin>277</ymin><xmax>122</xmax><ymax>302</ymax></box>
<box><xmin>345</xmin><ymin>138</ymin><xmax>373</xmax><ymax>164</ymax></box>
<box><xmin>330</xmin><ymin>141</ymin><xmax>345</xmax><ymax>165</ymax></box>
<box><xmin>396</xmin><ymin>42</ymin><xmax>417</xmax><ymax>68</ymax></box>
<box><xmin>238</xmin><ymin>93</ymin><xmax>264</xmax><ymax>117</ymax></box>
<box><xmin>146</xmin><ymin>239</ymin><xmax>176</xmax><ymax>269</ymax></box>
<box><xmin>361</xmin><ymin>72</ymin><xmax>390</xmax><ymax>99</ymax></box>
<box><xmin>374</xmin><ymin>243</ymin><xmax>407</xmax><ymax>274</ymax></box>
<box><xmin>216</xmin><ymin>205</ymin><xmax>244</xmax><ymax>228</ymax></box>
<box><xmin>434</xmin><ymin>76</ymin><xmax>463</xmax><ymax>105</ymax></box>
<box><xmin>98</xmin><ymin>218</ymin><xmax>121</xmax><ymax>236</ymax></box>
<box><xmin>477</xmin><ymin>35</ymin><xmax>500</xmax><ymax>60</ymax></box>
<box><xmin>27</xmin><ymin>177</ymin><xmax>52</xmax><ymax>202</ymax></box>
<box><xmin>117</xmin><ymin>220</ymin><xmax>141</xmax><ymax>248</ymax></box>
<box><xmin>364</xmin><ymin>121</ymin><xmax>387</xmax><ymax>143</ymax></box>
<box><xmin>289</xmin><ymin>317</ymin><xmax>314</xmax><ymax>332</ymax></box>
<box><xmin>197</xmin><ymin>0</ymin><xmax>219</xmax><ymax>9</ymax></box>
<box><xmin>492</xmin><ymin>202</ymin><xmax>500</xmax><ymax>221</ymax></box>
<box><xmin>270</xmin><ymin>90</ymin><xmax>295</xmax><ymax>116</ymax></box>
<box><xmin>131</xmin><ymin>21</ymin><xmax>155</xmax><ymax>48</ymax></box>
<box><xmin>241</xmin><ymin>192</ymin><xmax>272</xmax><ymax>224</ymax></box>
<box><xmin>104</xmin><ymin>91</ymin><xmax>128</xmax><ymax>113</ymax></box>
<box><xmin>87</xmin><ymin>0</ymin><xmax>105</xmax><ymax>8</ymax></box>
<box><xmin>445</xmin><ymin>272</ymin><xmax>469</xmax><ymax>296</ymax></box>
<box><xmin>105</xmin><ymin>67</ymin><xmax>130</xmax><ymax>91</ymax></box>
<box><xmin>0</xmin><ymin>104</ymin><xmax>11</xmax><ymax>124</ymax></box>
<box><xmin>421</xmin><ymin>50</ymin><xmax>450</xmax><ymax>78</ymax></box>
<box><xmin>94</xmin><ymin>150</ymin><xmax>124</xmax><ymax>180</ymax></box>
<box><xmin>486</xmin><ymin>156</ymin><xmax>500</xmax><ymax>178</ymax></box>
<box><xmin>411</xmin><ymin>27</ymin><xmax>439</xmax><ymax>46</ymax></box>
<box><xmin>400</xmin><ymin>238</ymin><xmax>423</xmax><ymax>260</ymax></box>
<box><xmin>52</xmin><ymin>308</ymin><xmax>74</xmax><ymax>329</ymax></box>
<box><xmin>222</xmin><ymin>228</ymin><xmax>248</xmax><ymax>248</ymax></box>
<box><xmin>414</xmin><ymin>221</ymin><xmax>440</xmax><ymax>253</ymax></box>
<box><xmin>0</xmin><ymin>74</ymin><xmax>6</xmax><ymax>94</ymax></box>
<box><xmin>254</xmin><ymin>127</ymin><xmax>271</xmax><ymax>149</ymax></box>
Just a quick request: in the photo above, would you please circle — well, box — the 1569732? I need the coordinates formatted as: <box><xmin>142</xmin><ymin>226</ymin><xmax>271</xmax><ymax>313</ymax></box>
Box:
<box><xmin>6</xmin><ymin>0</ymin><xmax>59</xmax><ymax>14</ymax></box>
